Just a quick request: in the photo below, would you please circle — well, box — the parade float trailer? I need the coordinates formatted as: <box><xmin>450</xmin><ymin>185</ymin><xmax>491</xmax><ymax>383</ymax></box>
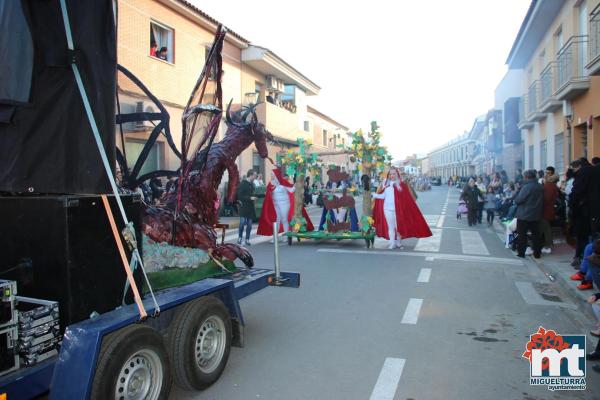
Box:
<box><xmin>285</xmin><ymin>168</ymin><xmax>376</xmax><ymax>248</ymax></box>
<box><xmin>0</xmin><ymin>2</ymin><xmax>298</xmax><ymax>399</ymax></box>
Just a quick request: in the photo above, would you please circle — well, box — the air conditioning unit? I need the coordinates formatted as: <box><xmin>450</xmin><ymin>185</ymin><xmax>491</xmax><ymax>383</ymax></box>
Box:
<box><xmin>131</xmin><ymin>102</ymin><xmax>155</xmax><ymax>131</ymax></box>
<box><xmin>267</xmin><ymin>75</ymin><xmax>278</xmax><ymax>91</ymax></box>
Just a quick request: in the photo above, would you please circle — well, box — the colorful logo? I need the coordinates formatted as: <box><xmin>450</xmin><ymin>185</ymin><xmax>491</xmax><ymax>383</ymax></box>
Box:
<box><xmin>522</xmin><ymin>327</ymin><xmax>586</xmax><ymax>391</ymax></box>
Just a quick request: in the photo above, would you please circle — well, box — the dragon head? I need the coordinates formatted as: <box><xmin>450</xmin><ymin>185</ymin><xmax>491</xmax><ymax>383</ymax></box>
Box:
<box><xmin>226</xmin><ymin>100</ymin><xmax>272</xmax><ymax>159</ymax></box>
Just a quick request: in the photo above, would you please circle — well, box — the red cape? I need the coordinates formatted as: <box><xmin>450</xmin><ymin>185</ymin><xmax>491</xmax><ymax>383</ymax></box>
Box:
<box><xmin>257</xmin><ymin>183</ymin><xmax>314</xmax><ymax>236</ymax></box>
<box><xmin>373</xmin><ymin>182</ymin><xmax>432</xmax><ymax>240</ymax></box>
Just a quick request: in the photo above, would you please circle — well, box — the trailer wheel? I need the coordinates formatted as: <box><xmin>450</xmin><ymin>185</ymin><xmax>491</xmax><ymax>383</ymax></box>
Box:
<box><xmin>168</xmin><ymin>297</ymin><xmax>232</xmax><ymax>390</ymax></box>
<box><xmin>91</xmin><ymin>325</ymin><xmax>172</xmax><ymax>400</ymax></box>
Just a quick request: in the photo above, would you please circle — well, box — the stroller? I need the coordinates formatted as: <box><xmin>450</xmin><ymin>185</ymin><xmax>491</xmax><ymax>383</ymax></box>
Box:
<box><xmin>456</xmin><ymin>200</ymin><xmax>468</xmax><ymax>220</ymax></box>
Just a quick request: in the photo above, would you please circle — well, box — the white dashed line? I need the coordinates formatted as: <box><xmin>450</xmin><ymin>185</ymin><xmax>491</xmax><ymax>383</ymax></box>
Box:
<box><xmin>401</xmin><ymin>298</ymin><xmax>423</xmax><ymax>324</ymax></box>
<box><xmin>436</xmin><ymin>215</ymin><xmax>445</xmax><ymax>228</ymax></box>
<box><xmin>417</xmin><ymin>268</ymin><xmax>431</xmax><ymax>283</ymax></box>
<box><xmin>369</xmin><ymin>358</ymin><xmax>406</xmax><ymax>400</ymax></box>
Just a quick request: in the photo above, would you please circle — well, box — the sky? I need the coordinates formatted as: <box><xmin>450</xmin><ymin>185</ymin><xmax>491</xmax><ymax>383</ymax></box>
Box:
<box><xmin>192</xmin><ymin>0</ymin><xmax>531</xmax><ymax>160</ymax></box>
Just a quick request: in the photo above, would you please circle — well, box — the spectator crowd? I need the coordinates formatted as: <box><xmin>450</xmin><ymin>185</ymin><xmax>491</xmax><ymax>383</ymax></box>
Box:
<box><xmin>456</xmin><ymin>158</ymin><xmax>600</xmax><ymax>283</ymax></box>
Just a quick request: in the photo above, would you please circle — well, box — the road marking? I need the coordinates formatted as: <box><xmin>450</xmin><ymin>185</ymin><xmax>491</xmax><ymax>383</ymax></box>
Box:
<box><xmin>436</xmin><ymin>215</ymin><xmax>445</xmax><ymax>228</ymax></box>
<box><xmin>460</xmin><ymin>230</ymin><xmax>490</xmax><ymax>255</ymax></box>
<box><xmin>514</xmin><ymin>282</ymin><xmax>576</xmax><ymax>309</ymax></box>
<box><xmin>414</xmin><ymin>228</ymin><xmax>442</xmax><ymax>252</ymax></box>
<box><xmin>425</xmin><ymin>256</ymin><xmax>434</xmax><ymax>261</ymax></box>
<box><xmin>417</xmin><ymin>268</ymin><xmax>431</xmax><ymax>282</ymax></box>
<box><xmin>369</xmin><ymin>358</ymin><xmax>406</xmax><ymax>400</ymax></box>
<box><xmin>401</xmin><ymin>298</ymin><xmax>423</xmax><ymax>324</ymax></box>
<box><xmin>317</xmin><ymin>248</ymin><xmax>525</xmax><ymax>266</ymax></box>
<box><xmin>423</xmin><ymin>214</ymin><xmax>440</xmax><ymax>227</ymax></box>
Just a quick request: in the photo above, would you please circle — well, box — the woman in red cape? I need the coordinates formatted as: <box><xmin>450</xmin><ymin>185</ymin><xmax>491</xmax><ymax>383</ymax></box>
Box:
<box><xmin>257</xmin><ymin>168</ymin><xmax>314</xmax><ymax>237</ymax></box>
<box><xmin>373</xmin><ymin>168</ymin><xmax>432</xmax><ymax>249</ymax></box>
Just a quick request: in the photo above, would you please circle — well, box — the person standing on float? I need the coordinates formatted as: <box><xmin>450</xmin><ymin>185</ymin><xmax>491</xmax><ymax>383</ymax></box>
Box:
<box><xmin>373</xmin><ymin>168</ymin><xmax>432</xmax><ymax>249</ymax></box>
<box><xmin>257</xmin><ymin>168</ymin><xmax>314</xmax><ymax>240</ymax></box>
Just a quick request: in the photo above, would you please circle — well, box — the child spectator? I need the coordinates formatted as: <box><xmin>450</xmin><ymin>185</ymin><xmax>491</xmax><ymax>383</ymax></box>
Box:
<box><xmin>150</xmin><ymin>41</ymin><xmax>158</xmax><ymax>57</ymax></box>
<box><xmin>483</xmin><ymin>186</ymin><xmax>496</xmax><ymax>226</ymax></box>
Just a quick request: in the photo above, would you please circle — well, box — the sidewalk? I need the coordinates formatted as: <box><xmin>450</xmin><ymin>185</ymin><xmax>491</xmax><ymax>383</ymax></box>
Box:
<box><xmin>491</xmin><ymin>220</ymin><xmax>597</xmax><ymax>322</ymax></box>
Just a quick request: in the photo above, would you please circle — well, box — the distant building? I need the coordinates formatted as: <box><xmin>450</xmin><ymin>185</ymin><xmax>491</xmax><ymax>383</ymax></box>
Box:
<box><xmin>428</xmin><ymin>118</ymin><xmax>482</xmax><ymax>180</ymax></box>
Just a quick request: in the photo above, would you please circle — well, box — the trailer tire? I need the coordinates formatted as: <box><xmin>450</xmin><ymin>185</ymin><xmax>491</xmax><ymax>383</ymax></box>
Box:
<box><xmin>168</xmin><ymin>296</ymin><xmax>232</xmax><ymax>390</ymax></box>
<box><xmin>91</xmin><ymin>325</ymin><xmax>172</xmax><ymax>400</ymax></box>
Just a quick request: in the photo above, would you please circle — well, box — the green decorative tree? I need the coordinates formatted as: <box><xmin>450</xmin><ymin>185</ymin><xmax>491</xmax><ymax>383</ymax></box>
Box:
<box><xmin>349</xmin><ymin>121</ymin><xmax>392</xmax><ymax>217</ymax></box>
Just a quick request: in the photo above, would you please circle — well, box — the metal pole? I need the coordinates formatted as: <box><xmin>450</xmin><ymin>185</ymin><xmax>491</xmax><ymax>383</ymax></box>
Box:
<box><xmin>273</xmin><ymin>222</ymin><xmax>281</xmax><ymax>280</ymax></box>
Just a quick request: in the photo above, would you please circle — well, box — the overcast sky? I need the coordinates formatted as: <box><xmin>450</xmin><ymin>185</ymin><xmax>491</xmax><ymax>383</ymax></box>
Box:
<box><xmin>192</xmin><ymin>0</ymin><xmax>531</xmax><ymax>160</ymax></box>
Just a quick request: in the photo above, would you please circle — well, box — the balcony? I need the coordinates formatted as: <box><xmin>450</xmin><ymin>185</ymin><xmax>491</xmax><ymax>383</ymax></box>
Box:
<box><xmin>517</xmin><ymin>95</ymin><xmax>533</xmax><ymax>129</ymax></box>
<box><xmin>587</xmin><ymin>5</ymin><xmax>600</xmax><ymax>75</ymax></box>
<box><xmin>555</xmin><ymin>35</ymin><xmax>590</xmax><ymax>100</ymax></box>
<box><xmin>255</xmin><ymin>102</ymin><xmax>311</xmax><ymax>144</ymax></box>
<box><xmin>539</xmin><ymin>62</ymin><xmax>562</xmax><ymax>113</ymax></box>
<box><xmin>527</xmin><ymin>80</ymin><xmax>545</xmax><ymax>121</ymax></box>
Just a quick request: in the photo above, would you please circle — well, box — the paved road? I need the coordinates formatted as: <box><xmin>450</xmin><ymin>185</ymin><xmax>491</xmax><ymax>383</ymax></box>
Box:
<box><xmin>172</xmin><ymin>186</ymin><xmax>600</xmax><ymax>400</ymax></box>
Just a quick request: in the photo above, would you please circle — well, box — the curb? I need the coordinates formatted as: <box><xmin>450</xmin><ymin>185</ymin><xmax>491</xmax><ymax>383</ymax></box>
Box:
<box><xmin>532</xmin><ymin>258</ymin><xmax>597</xmax><ymax>322</ymax></box>
<box><xmin>490</xmin><ymin>220</ymin><xmax>597</xmax><ymax>322</ymax></box>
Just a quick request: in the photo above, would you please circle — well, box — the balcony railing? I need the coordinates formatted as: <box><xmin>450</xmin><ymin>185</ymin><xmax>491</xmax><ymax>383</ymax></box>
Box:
<box><xmin>540</xmin><ymin>63</ymin><xmax>554</xmax><ymax>104</ymax></box>
<box><xmin>517</xmin><ymin>95</ymin><xmax>533</xmax><ymax>129</ymax></box>
<box><xmin>527</xmin><ymin>81</ymin><xmax>538</xmax><ymax>117</ymax></box>
<box><xmin>256</xmin><ymin>102</ymin><xmax>310</xmax><ymax>143</ymax></box>
<box><xmin>556</xmin><ymin>35</ymin><xmax>589</xmax><ymax>93</ymax></box>
<box><xmin>589</xmin><ymin>6</ymin><xmax>600</xmax><ymax>68</ymax></box>
<box><xmin>539</xmin><ymin>62</ymin><xmax>562</xmax><ymax>112</ymax></box>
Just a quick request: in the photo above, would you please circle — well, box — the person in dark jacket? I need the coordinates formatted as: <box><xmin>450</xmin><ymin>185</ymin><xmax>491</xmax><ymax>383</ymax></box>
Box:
<box><xmin>513</xmin><ymin>169</ymin><xmax>544</xmax><ymax>258</ymax></box>
<box><xmin>461</xmin><ymin>178</ymin><xmax>482</xmax><ymax>227</ymax></box>
<box><xmin>570</xmin><ymin>158</ymin><xmax>594</xmax><ymax>267</ymax></box>
<box><xmin>236</xmin><ymin>170</ymin><xmax>257</xmax><ymax>245</ymax></box>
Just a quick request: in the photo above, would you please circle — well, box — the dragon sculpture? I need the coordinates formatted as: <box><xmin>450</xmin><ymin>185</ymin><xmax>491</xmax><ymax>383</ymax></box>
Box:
<box><xmin>142</xmin><ymin>105</ymin><xmax>272</xmax><ymax>268</ymax></box>
<box><xmin>117</xmin><ymin>26</ymin><xmax>272</xmax><ymax>269</ymax></box>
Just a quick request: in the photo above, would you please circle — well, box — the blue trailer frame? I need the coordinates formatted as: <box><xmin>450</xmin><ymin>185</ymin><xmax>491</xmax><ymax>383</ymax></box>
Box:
<box><xmin>0</xmin><ymin>268</ymin><xmax>299</xmax><ymax>400</ymax></box>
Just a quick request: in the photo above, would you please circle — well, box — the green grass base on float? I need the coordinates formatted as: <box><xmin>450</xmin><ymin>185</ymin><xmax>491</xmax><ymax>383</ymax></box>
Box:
<box><xmin>285</xmin><ymin>231</ymin><xmax>375</xmax><ymax>240</ymax></box>
<box><xmin>144</xmin><ymin>259</ymin><xmax>237</xmax><ymax>293</ymax></box>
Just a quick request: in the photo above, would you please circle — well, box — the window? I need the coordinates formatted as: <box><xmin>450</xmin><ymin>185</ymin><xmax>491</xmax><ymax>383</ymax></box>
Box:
<box><xmin>125</xmin><ymin>139</ymin><xmax>164</xmax><ymax>176</ymax></box>
<box><xmin>555</xmin><ymin>133</ymin><xmax>564</xmax><ymax>174</ymax></box>
<box><xmin>150</xmin><ymin>22</ymin><xmax>174</xmax><ymax>63</ymax></box>
<box><xmin>528</xmin><ymin>145</ymin><xmax>534</xmax><ymax>169</ymax></box>
<box><xmin>322</xmin><ymin>129</ymin><xmax>328</xmax><ymax>146</ymax></box>
<box><xmin>555</xmin><ymin>26</ymin><xmax>564</xmax><ymax>50</ymax></box>
<box><xmin>304</xmin><ymin>121</ymin><xmax>310</xmax><ymax>132</ymax></box>
<box><xmin>539</xmin><ymin>50</ymin><xmax>546</xmax><ymax>70</ymax></box>
<box><xmin>280</xmin><ymin>85</ymin><xmax>296</xmax><ymax>113</ymax></box>
<box><xmin>540</xmin><ymin>139</ymin><xmax>547</xmax><ymax>168</ymax></box>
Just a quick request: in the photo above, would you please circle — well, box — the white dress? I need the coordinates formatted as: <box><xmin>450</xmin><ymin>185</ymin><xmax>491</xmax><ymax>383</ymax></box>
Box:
<box><xmin>372</xmin><ymin>181</ymin><xmax>402</xmax><ymax>247</ymax></box>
